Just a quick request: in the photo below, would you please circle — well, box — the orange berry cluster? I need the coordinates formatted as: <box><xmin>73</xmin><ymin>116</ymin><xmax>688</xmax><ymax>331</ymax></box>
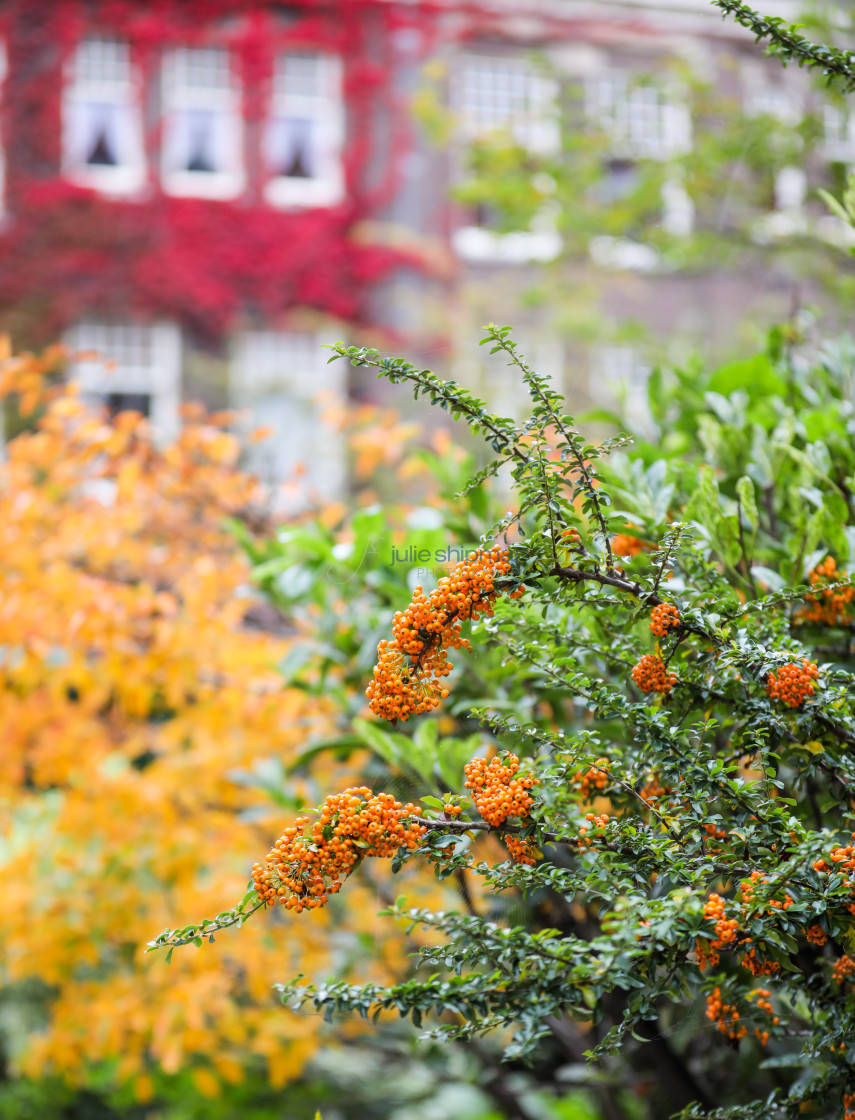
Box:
<box><xmin>832</xmin><ymin>842</ymin><xmax>855</xmax><ymax>915</ymax></box>
<box><xmin>829</xmin><ymin>840</ymin><xmax>855</xmax><ymax>876</ymax></box>
<box><xmin>747</xmin><ymin>988</ymin><xmax>778</xmax><ymax>1046</ymax></box>
<box><xmin>765</xmin><ymin>659</ymin><xmax>819</xmax><ymax>708</ymax></box>
<box><xmin>639</xmin><ymin>774</ymin><xmax>671</xmax><ymax>808</ymax></box>
<box><xmin>738</xmin><ymin>869</ymin><xmax>793</xmax><ymax>914</ymax></box>
<box><xmin>251</xmin><ymin>788</ymin><xmax>425</xmax><ymax>913</ymax></box>
<box><xmin>796</xmin><ymin>556</ymin><xmax>854</xmax><ymax>626</ymax></box>
<box><xmin>698</xmin><ymin>873</ymin><xmax>791</xmax><ymax>979</ymax></box>
<box><xmin>649</xmin><ymin>603</ymin><xmax>681</xmax><ymax>637</ymax></box>
<box><xmin>612</xmin><ymin>533</ymin><xmax>646</xmax><ymax>557</ymax></box>
<box><xmin>740</xmin><ymin>944</ymin><xmax>780</xmax><ymax>978</ymax></box>
<box><xmin>705</xmin><ymin>987</ymin><xmax>746</xmax><ymax>1041</ymax></box>
<box><xmin>632</xmin><ymin>654</ymin><xmax>677</xmax><ymax>694</ymax></box>
<box><xmin>504</xmin><ymin>835</ymin><xmax>539</xmax><ymax>866</ymax></box>
<box><xmin>366</xmin><ymin>550</ymin><xmax>522</xmax><ymax>722</ymax></box>
<box><xmin>577</xmin><ymin>811</ymin><xmax>610</xmax><ymax>847</ymax></box>
<box><xmin>695</xmin><ymin>938</ymin><xmax>720</xmax><ymax>972</ymax></box>
<box><xmin>806</xmin><ymin>923</ymin><xmax>828</xmax><ymax>946</ymax></box>
<box><xmin>813</xmin><ymin>839</ymin><xmax>855</xmax><ymax>917</ymax></box>
<box><xmin>560</xmin><ymin>526</ymin><xmax>582</xmax><ymax>550</ymax></box>
<box><xmin>703</xmin><ymin>893</ymin><xmax>739</xmax><ymax>950</ymax></box>
<box><xmin>833</xmin><ymin>954</ymin><xmax>855</xmax><ymax>984</ymax></box>
<box><xmin>846</xmin><ymin>1094</ymin><xmax>855</xmax><ymax>1120</ymax></box>
<box><xmin>573</xmin><ymin>757</ymin><xmax>611</xmax><ymax>799</ymax></box>
<box><xmin>464</xmin><ymin>753</ymin><xmax>537</xmax><ymax>827</ymax></box>
<box><xmin>702</xmin><ymin>873</ymin><xmax>795</xmax><ymax>974</ymax></box>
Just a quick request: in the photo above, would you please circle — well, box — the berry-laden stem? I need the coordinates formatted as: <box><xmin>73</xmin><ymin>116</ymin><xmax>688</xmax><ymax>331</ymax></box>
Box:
<box><xmin>252</xmin><ymin>788</ymin><xmax>426</xmax><ymax>913</ymax></box>
<box><xmin>366</xmin><ymin>549</ymin><xmax>523</xmax><ymax>722</ymax></box>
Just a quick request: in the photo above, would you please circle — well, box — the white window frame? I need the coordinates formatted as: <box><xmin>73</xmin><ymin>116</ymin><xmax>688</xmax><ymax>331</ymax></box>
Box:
<box><xmin>263</xmin><ymin>52</ymin><xmax>345</xmax><ymax>208</ymax></box>
<box><xmin>161</xmin><ymin>47</ymin><xmax>244</xmax><ymax>200</ymax></box>
<box><xmin>454</xmin><ymin>52</ymin><xmax>560</xmax><ymax>263</ymax></box>
<box><xmin>458</xmin><ymin>52</ymin><xmax>559</xmax><ymax>154</ymax></box>
<box><xmin>585</xmin><ymin>70</ymin><xmax>691</xmax><ymax>161</ymax></box>
<box><xmin>66</xmin><ymin>321</ymin><xmax>181</xmax><ymax>444</ymax></box>
<box><xmin>589</xmin><ymin>343</ymin><xmax>653</xmax><ymax>435</ymax></box>
<box><xmin>451</xmin><ymin>220</ymin><xmax>561</xmax><ymax>264</ymax></box>
<box><xmin>744</xmin><ymin>80</ymin><xmax>801</xmax><ymax>126</ymax></box>
<box><xmin>62</xmin><ymin>37</ymin><xmax>146</xmax><ymax>195</ymax></box>
<box><xmin>230</xmin><ymin>330</ymin><xmax>346</xmax><ymax>501</ymax></box>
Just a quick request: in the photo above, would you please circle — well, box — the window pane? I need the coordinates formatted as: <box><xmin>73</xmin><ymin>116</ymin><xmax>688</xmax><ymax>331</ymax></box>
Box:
<box><xmin>275</xmin><ymin>53</ymin><xmax>323</xmax><ymax>99</ymax></box>
<box><xmin>74</xmin><ymin>38</ymin><xmax>131</xmax><ymax>87</ymax></box>
<box><xmin>106</xmin><ymin>392</ymin><xmax>151</xmax><ymax>417</ymax></box>
<box><xmin>164</xmin><ymin>109</ymin><xmax>229</xmax><ymax>174</ymax></box>
<box><xmin>265</xmin><ymin>116</ymin><xmax>316</xmax><ymax>179</ymax></box>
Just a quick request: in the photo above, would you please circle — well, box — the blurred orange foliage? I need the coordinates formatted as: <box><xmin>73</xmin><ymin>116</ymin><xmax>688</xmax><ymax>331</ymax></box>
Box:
<box><xmin>0</xmin><ymin>345</ymin><xmax>417</xmax><ymax>1098</ymax></box>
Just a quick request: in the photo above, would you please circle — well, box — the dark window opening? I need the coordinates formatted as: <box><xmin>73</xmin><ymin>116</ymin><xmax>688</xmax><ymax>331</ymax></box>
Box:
<box><xmin>473</xmin><ymin>201</ymin><xmax>501</xmax><ymax>228</ymax></box>
<box><xmin>599</xmin><ymin>158</ymin><xmax>639</xmax><ymax>203</ymax></box>
<box><xmin>185</xmin><ymin>114</ymin><xmax>218</xmax><ymax>173</ymax></box>
<box><xmin>106</xmin><ymin>392</ymin><xmax>151</xmax><ymax>417</ymax></box>
<box><xmin>87</xmin><ymin>127</ymin><xmax>118</xmax><ymax>166</ymax></box>
<box><xmin>271</xmin><ymin>117</ymin><xmax>315</xmax><ymax>179</ymax></box>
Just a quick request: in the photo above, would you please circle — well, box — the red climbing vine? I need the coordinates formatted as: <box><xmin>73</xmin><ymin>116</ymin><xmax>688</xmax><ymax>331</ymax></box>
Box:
<box><xmin>0</xmin><ymin>0</ymin><xmax>442</xmax><ymax>342</ymax></box>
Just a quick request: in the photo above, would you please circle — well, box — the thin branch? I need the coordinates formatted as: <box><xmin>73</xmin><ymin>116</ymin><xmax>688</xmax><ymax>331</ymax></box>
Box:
<box><xmin>711</xmin><ymin>0</ymin><xmax>855</xmax><ymax>92</ymax></box>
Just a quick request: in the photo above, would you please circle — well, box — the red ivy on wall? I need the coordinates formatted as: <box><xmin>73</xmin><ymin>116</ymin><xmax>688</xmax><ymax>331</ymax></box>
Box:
<box><xmin>0</xmin><ymin>0</ymin><xmax>442</xmax><ymax>343</ymax></box>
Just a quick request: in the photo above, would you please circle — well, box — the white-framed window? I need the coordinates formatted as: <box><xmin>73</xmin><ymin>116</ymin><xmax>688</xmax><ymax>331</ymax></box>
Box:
<box><xmin>161</xmin><ymin>47</ymin><xmax>244</xmax><ymax>199</ymax></box>
<box><xmin>589</xmin><ymin>343</ymin><xmax>653</xmax><ymax>434</ymax></box>
<box><xmin>459</xmin><ymin>52</ymin><xmax>558</xmax><ymax>153</ymax></box>
<box><xmin>231</xmin><ymin>330</ymin><xmax>345</xmax><ymax>501</ymax></box>
<box><xmin>586</xmin><ymin>71</ymin><xmax>691</xmax><ymax>160</ymax></box>
<box><xmin>66</xmin><ymin>321</ymin><xmax>181</xmax><ymax>443</ymax></box>
<box><xmin>823</xmin><ymin>104</ymin><xmax>855</xmax><ymax>163</ymax></box>
<box><xmin>741</xmin><ymin>67</ymin><xmax>805</xmax><ymax>229</ymax></box>
<box><xmin>744</xmin><ymin>82</ymin><xmax>801</xmax><ymax>125</ymax></box>
<box><xmin>62</xmin><ymin>37</ymin><xmax>145</xmax><ymax>194</ymax></box>
<box><xmin>454</xmin><ymin>52</ymin><xmax>560</xmax><ymax>263</ymax></box>
<box><xmin>263</xmin><ymin>52</ymin><xmax>344</xmax><ymax>208</ymax></box>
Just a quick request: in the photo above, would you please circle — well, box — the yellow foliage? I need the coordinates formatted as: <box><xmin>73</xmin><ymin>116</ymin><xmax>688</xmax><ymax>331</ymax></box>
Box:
<box><xmin>0</xmin><ymin>349</ymin><xmax>440</xmax><ymax>1093</ymax></box>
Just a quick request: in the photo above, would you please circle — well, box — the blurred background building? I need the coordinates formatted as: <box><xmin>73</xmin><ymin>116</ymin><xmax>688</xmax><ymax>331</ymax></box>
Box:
<box><xmin>0</xmin><ymin>0</ymin><xmax>848</xmax><ymax>501</ymax></box>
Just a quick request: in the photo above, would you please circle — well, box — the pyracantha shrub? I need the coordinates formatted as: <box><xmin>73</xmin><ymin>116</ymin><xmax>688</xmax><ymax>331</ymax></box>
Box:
<box><xmin>153</xmin><ymin>325</ymin><xmax>855</xmax><ymax>1119</ymax></box>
